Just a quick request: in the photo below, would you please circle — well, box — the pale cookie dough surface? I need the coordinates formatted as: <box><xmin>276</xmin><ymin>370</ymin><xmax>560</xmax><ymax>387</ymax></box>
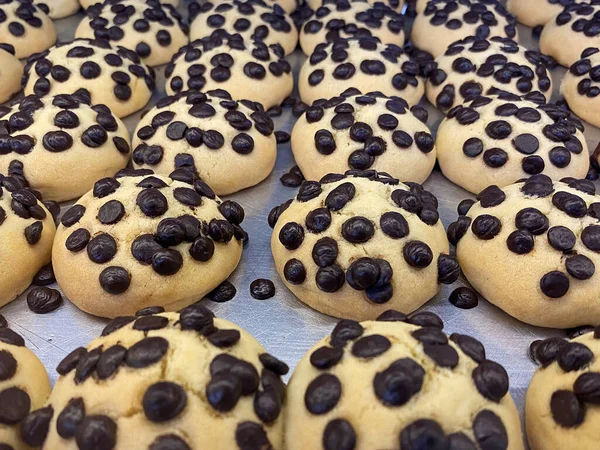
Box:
<box><xmin>540</xmin><ymin>1</ymin><xmax>600</xmax><ymax>67</ymax></box>
<box><xmin>292</xmin><ymin>89</ymin><xmax>436</xmax><ymax>183</ymax></box>
<box><xmin>75</xmin><ymin>0</ymin><xmax>188</xmax><ymax>67</ymax></box>
<box><xmin>79</xmin><ymin>0</ymin><xmax>178</xmax><ymax>9</ymax></box>
<box><xmin>450</xmin><ymin>176</ymin><xmax>600</xmax><ymax>328</ymax></box>
<box><xmin>0</xmin><ymin>177</ymin><xmax>56</xmax><ymax>309</ymax></box>
<box><xmin>0</xmin><ymin>0</ymin><xmax>56</xmax><ymax>59</ymax></box>
<box><xmin>412</xmin><ymin>0</ymin><xmax>518</xmax><ymax>58</ymax></box>
<box><xmin>23</xmin><ymin>310</ymin><xmax>288</xmax><ymax>450</ymax></box>
<box><xmin>0</xmin><ymin>94</ymin><xmax>130</xmax><ymax>202</ymax></box>
<box><xmin>507</xmin><ymin>0</ymin><xmax>581</xmax><ymax>28</ymax></box>
<box><xmin>415</xmin><ymin>0</ymin><xmax>427</xmax><ymax>13</ymax></box>
<box><xmin>426</xmin><ymin>36</ymin><xmax>553</xmax><ymax>111</ymax></box>
<box><xmin>265</xmin><ymin>0</ymin><xmax>297</xmax><ymax>14</ymax></box>
<box><xmin>189</xmin><ymin>0</ymin><xmax>298</xmax><ymax>56</ymax></box>
<box><xmin>527</xmin><ymin>331</ymin><xmax>600</xmax><ymax>450</ymax></box>
<box><xmin>300</xmin><ymin>0</ymin><xmax>405</xmax><ymax>55</ymax></box>
<box><xmin>165</xmin><ymin>34</ymin><xmax>293</xmax><ymax>109</ymax></box>
<box><xmin>132</xmin><ymin>89</ymin><xmax>276</xmax><ymax>196</ymax></box>
<box><xmin>270</xmin><ymin>171</ymin><xmax>456</xmax><ymax>321</ymax></box>
<box><xmin>299</xmin><ymin>38</ymin><xmax>425</xmax><ymax>107</ymax></box>
<box><xmin>286</xmin><ymin>312</ymin><xmax>524</xmax><ymax>450</ymax></box>
<box><xmin>34</xmin><ymin>0</ymin><xmax>79</xmax><ymax>19</ymax></box>
<box><xmin>562</xmin><ymin>47</ymin><xmax>600</xmax><ymax>128</ymax></box>
<box><xmin>437</xmin><ymin>93</ymin><xmax>589</xmax><ymax>194</ymax></box>
<box><xmin>0</xmin><ymin>45</ymin><xmax>22</xmax><ymax>104</ymax></box>
<box><xmin>0</xmin><ymin>328</ymin><xmax>51</xmax><ymax>450</ymax></box>
<box><xmin>52</xmin><ymin>171</ymin><xmax>245</xmax><ymax>318</ymax></box>
<box><xmin>308</xmin><ymin>0</ymin><xmax>404</xmax><ymax>11</ymax></box>
<box><xmin>22</xmin><ymin>39</ymin><xmax>155</xmax><ymax>119</ymax></box>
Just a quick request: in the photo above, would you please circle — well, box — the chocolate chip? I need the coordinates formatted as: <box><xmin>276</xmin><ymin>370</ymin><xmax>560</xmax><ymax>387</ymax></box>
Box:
<box><xmin>473</xmin><ymin>410</ymin><xmax>508</xmax><ymax>449</ymax></box>
<box><xmin>330</xmin><ymin>319</ymin><xmax>363</xmax><ymax>348</ymax></box>
<box><xmin>143</xmin><ymin>382</ymin><xmax>187</xmax><ymax>423</ymax></box>
<box><xmin>557</xmin><ymin>343</ymin><xmax>594</xmax><ymax>372</ymax></box>
<box><xmin>400</xmin><ymin>419</ymin><xmax>447</xmax><ymax>450</ymax></box>
<box><xmin>76</xmin><ymin>416</ymin><xmax>117</xmax><ymax>450</ymax></box>
<box><xmin>574</xmin><ymin>372</ymin><xmax>600</xmax><ymax>404</ymax></box>
<box><xmin>403</xmin><ymin>241</ymin><xmax>433</xmax><ymax>268</ymax></box>
<box><xmin>550</xmin><ymin>390</ymin><xmax>584</xmax><ymax>428</ymax></box>
<box><xmin>351</xmin><ymin>335</ymin><xmax>391</xmax><ymax>358</ymax></box>
<box><xmin>472</xmin><ymin>360</ymin><xmax>509</xmax><ymax>402</ymax></box>
<box><xmin>0</xmin><ymin>387</ymin><xmax>30</xmax><ymax>424</ymax></box>
<box><xmin>250</xmin><ymin>279</ymin><xmax>275</xmax><ymax>300</ymax></box>
<box><xmin>284</xmin><ymin>259</ymin><xmax>306</xmax><ymax>284</ymax></box>
<box><xmin>136</xmin><ymin>189</ymin><xmax>168</xmax><ymax>217</ymax></box>
<box><xmin>87</xmin><ymin>233</ymin><xmax>117</xmax><ymax>264</ymax></box>
<box><xmin>150</xmin><ymin>435</ymin><xmax>190</xmax><ymax>450</ymax></box>
<box><xmin>96</xmin><ymin>345</ymin><xmax>127</xmax><ymax>380</ymax></box>
<box><xmin>341</xmin><ymin>216</ymin><xmax>374</xmax><ymax>243</ymax></box>
<box><xmin>235</xmin><ymin>421</ymin><xmax>271</xmax><ymax>450</ymax></box>
<box><xmin>126</xmin><ymin>336</ymin><xmax>169</xmax><ymax>368</ymax></box>
<box><xmin>20</xmin><ymin>405</ymin><xmax>53</xmax><ymax>446</ymax></box>
<box><xmin>316</xmin><ymin>264</ymin><xmax>345</xmax><ymax>293</ymax></box>
<box><xmin>449</xmin><ymin>287</ymin><xmax>478</xmax><ymax>309</ymax></box>
<box><xmin>57</xmin><ymin>397</ymin><xmax>86</xmax><ymax>437</ymax></box>
<box><xmin>26</xmin><ymin>287</ymin><xmax>62</xmax><ymax>314</ymax></box>
<box><xmin>325</xmin><ymin>182</ymin><xmax>355</xmax><ymax>211</ymax></box>
<box><xmin>450</xmin><ymin>333</ymin><xmax>486</xmax><ymax>363</ymax></box>
<box><xmin>32</xmin><ymin>263</ymin><xmax>55</xmax><ymax>286</ymax></box>
<box><xmin>374</xmin><ymin>358</ymin><xmax>425</xmax><ymax>407</ymax></box>
<box><xmin>566</xmin><ymin>255</ymin><xmax>595</xmax><ymax>280</ymax></box>
<box><xmin>305</xmin><ymin>374</ymin><xmax>341</xmax><ymax>415</ymax></box>
<box><xmin>471</xmin><ymin>214</ymin><xmax>501</xmax><ymax>240</ymax></box>
<box><xmin>323</xmin><ymin>419</ymin><xmax>356</xmax><ymax>450</ymax></box>
<box><xmin>540</xmin><ymin>271</ymin><xmax>570</xmax><ymax>298</ymax></box>
<box><xmin>0</xmin><ymin>350</ymin><xmax>16</xmax><ymax>381</ymax></box>
<box><xmin>279</xmin><ymin>222</ymin><xmax>304</xmax><ymax>250</ymax></box>
<box><xmin>305</xmin><ymin>208</ymin><xmax>331</xmax><ymax>233</ymax></box>
<box><xmin>206</xmin><ymin>373</ymin><xmax>242</xmax><ymax>411</ymax></box>
<box><xmin>56</xmin><ymin>347</ymin><xmax>86</xmax><ymax>375</ymax></box>
<box><xmin>61</xmin><ymin>205</ymin><xmax>86</xmax><ymax>227</ymax></box>
<box><xmin>547</xmin><ymin>226</ymin><xmax>576</xmax><ymax>251</ymax></box>
<box><xmin>206</xmin><ymin>281</ymin><xmax>237</xmax><ymax>303</ymax></box>
<box><xmin>24</xmin><ymin>221</ymin><xmax>43</xmax><ymax>245</ymax></box>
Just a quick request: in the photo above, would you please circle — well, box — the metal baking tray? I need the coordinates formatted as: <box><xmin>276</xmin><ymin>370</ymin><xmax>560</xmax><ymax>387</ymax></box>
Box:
<box><xmin>2</xmin><ymin>6</ymin><xmax>598</xmax><ymax>424</ymax></box>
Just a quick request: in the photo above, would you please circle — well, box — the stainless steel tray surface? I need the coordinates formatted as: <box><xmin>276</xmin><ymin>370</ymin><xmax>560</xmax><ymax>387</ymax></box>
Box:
<box><xmin>2</xmin><ymin>5</ymin><xmax>598</xmax><ymax>423</ymax></box>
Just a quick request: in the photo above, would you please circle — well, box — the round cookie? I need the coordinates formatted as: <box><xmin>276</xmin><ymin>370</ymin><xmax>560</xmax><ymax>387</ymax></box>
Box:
<box><xmin>132</xmin><ymin>89</ymin><xmax>276</xmax><ymax>196</ymax></box>
<box><xmin>526</xmin><ymin>331</ymin><xmax>600</xmax><ymax>450</ymax></box>
<box><xmin>426</xmin><ymin>36</ymin><xmax>553</xmax><ymax>112</ymax></box>
<box><xmin>562</xmin><ymin>47</ymin><xmax>600</xmax><ymax>128</ymax></box>
<box><xmin>449</xmin><ymin>175</ymin><xmax>600</xmax><ymax>328</ymax></box>
<box><xmin>0</xmin><ymin>94</ymin><xmax>131</xmax><ymax>202</ymax></box>
<box><xmin>265</xmin><ymin>0</ymin><xmax>297</xmax><ymax>14</ymax></box>
<box><xmin>540</xmin><ymin>1</ymin><xmax>600</xmax><ymax>67</ymax></box>
<box><xmin>299</xmin><ymin>38</ymin><xmax>425</xmax><ymax>107</ymax></box>
<box><xmin>0</xmin><ymin>0</ymin><xmax>56</xmax><ymax>59</ymax></box>
<box><xmin>507</xmin><ymin>0</ymin><xmax>581</xmax><ymax>28</ymax></box>
<box><xmin>0</xmin><ymin>328</ymin><xmax>51</xmax><ymax>450</ymax></box>
<box><xmin>269</xmin><ymin>170</ymin><xmax>457</xmax><ymax>321</ymax></box>
<box><xmin>165</xmin><ymin>34</ymin><xmax>293</xmax><ymax>109</ymax></box>
<box><xmin>79</xmin><ymin>0</ymin><xmax>179</xmax><ymax>9</ymax></box>
<box><xmin>0</xmin><ymin>176</ymin><xmax>56</xmax><ymax>309</ymax></box>
<box><xmin>52</xmin><ymin>170</ymin><xmax>245</xmax><ymax>318</ymax></box>
<box><xmin>299</xmin><ymin>0</ymin><xmax>405</xmax><ymax>56</ymax></box>
<box><xmin>75</xmin><ymin>0</ymin><xmax>189</xmax><ymax>67</ymax></box>
<box><xmin>412</xmin><ymin>0</ymin><xmax>518</xmax><ymax>58</ymax></box>
<box><xmin>416</xmin><ymin>0</ymin><xmax>428</xmax><ymax>13</ymax></box>
<box><xmin>307</xmin><ymin>0</ymin><xmax>404</xmax><ymax>12</ymax></box>
<box><xmin>286</xmin><ymin>311</ymin><xmax>524</xmax><ymax>450</ymax></box>
<box><xmin>34</xmin><ymin>0</ymin><xmax>79</xmax><ymax>19</ymax></box>
<box><xmin>0</xmin><ymin>45</ymin><xmax>23</xmax><ymax>104</ymax></box>
<box><xmin>291</xmin><ymin>88</ymin><xmax>436</xmax><ymax>183</ymax></box>
<box><xmin>189</xmin><ymin>0</ymin><xmax>298</xmax><ymax>56</ymax></box>
<box><xmin>21</xmin><ymin>309</ymin><xmax>288</xmax><ymax>450</ymax></box>
<box><xmin>22</xmin><ymin>38</ymin><xmax>155</xmax><ymax>118</ymax></box>
<box><xmin>437</xmin><ymin>93</ymin><xmax>589</xmax><ymax>194</ymax></box>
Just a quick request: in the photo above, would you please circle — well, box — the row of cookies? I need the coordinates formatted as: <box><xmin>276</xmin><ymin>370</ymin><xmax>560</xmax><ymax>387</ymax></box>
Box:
<box><xmin>3</xmin><ymin>303</ymin><xmax>592</xmax><ymax>450</ymax></box>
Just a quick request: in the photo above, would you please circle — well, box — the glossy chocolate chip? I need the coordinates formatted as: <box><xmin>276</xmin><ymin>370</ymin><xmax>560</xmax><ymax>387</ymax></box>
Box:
<box><xmin>206</xmin><ymin>281</ymin><xmax>237</xmax><ymax>303</ymax></box>
<box><xmin>400</xmin><ymin>419</ymin><xmax>447</xmax><ymax>450</ymax></box>
<box><xmin>342</xmin><ymin>216</ymin><xmax>374</xmax><ymax>243</ymax></box>
<box><xmin>250</xmin><ymin>279</ymin><xmax>275</xmax><ymax>300</ymax></box>
<box><xmin>316</xmin><ymin>264</ymin><xmax>345</xmax><ymax>293</ymax></box>
<box><xmin>306</xmin><ymin>208</ymin><xmax>331</xmax><ymax>233</ymax></box>
<box><xmin>284</xmin><ymin>258</ymin><xmax>306</xmax><ymax>284</ymax></box>
<box><xmin>136</xmin><ymin>189</ymin><xmax>168</xmax><ymax>217</ymax></box>
<box><xmin>540</xmin><ymin>271</ymin><xmax>570</xmax><ymax>298</ymax></box>
<box><xmin>403</xmin><ymin>241</ymin><xmax>433</xmax><ymax>268</ymax></box>
<box><xmin>75</xmin><ymin>415</ymin><xmax>117</xmax><ymax>450</ymax></box>
<box><xmin>323</xmin><ymin>418</ymin><xmax>356</xmax><ymax>450</ymax></box>
<box><xmin>574</xmin><ymin>372</ymin><xmax>600</xmax><ymax>404</ymax></box>
<box><xmin>143</xmin><ymin>382</ymin><xmax>187</xmax><ymax>423</ymax></box>
<box><xmin>305</xmin><ymin>374</ymin><xmax>342</xmax><ymax>415</ymax></box>
<box><xmin>374</xmin><ymin>358</ymin><xmax>424</xmax><ymax>407</ymax></box>
<box><xmin>471</xmin><ymin>215</ymin><xmax>501</xmax><ymax>240</ymax></box>
<box><xmin>235</xmin><ymin>421</ymin><xmax>271</xmax><ymax>450</ymax></box>
<box><xmin>56</xmin><ymin>397</ymin><xmax>85</xmax><ymax>439</ymax></box>
<box><xmin>547</xmin><ymin>226</ymin><xmax>576</xmax><ymax>251</ymax></box>
<box><xmin>472</xmin><ymin>360</ymin><xmax>509</xmax><ymax>402</ymax></box>
<box><xmin>279</xmin><ymin>222</ymin><xmax>304</xmax><ymax>249</ymax></box>
<box><xmin>351</xmin><ymin>335</ymin><xmax>391</xmax><ymax>358</ymax></box>
<box><xmin>449</xmin><ymin>287</ymin><xmax>478</xmax><ymax>309</ymax></box>
<box><xmin>126</xmin><ymin>337</ymin><xmax>169</xmax><ymax>368</ymax></box>
<box><xmin>26</xmin><ymin>287</ymin><xmax>62</xmax><ymax>314</ymax></box>
<box><xmin>0</xmin><ymin>387</ymin><xmax>30</xmax><ymax>424</ymax></box>
<box><xmin>20</xmin><ymin>405</ymin><xmax>54</xmax><ymax>446</ymax></box>
<box><xmin>566</xmin><ymin>255</ymin><xmax>595</xmax><ymax>280</ymax></box>
<box><xmin>207</xmin><ymin>373</ymin><xmax>242</xmax><ymax>412</ymax></box>
<box><xmin>550</xmin><ymin>390</ymin><xmax>584</xmax><ymax>428</ymax></box>
<box><xmin>473</xmin><ymin>410</ymin><xmax>508</xmax><ymax>450</ymax></box>
<box><xmin>450</xmin><ymin>333</ymin><xmax>486</xmax><ymax>363</ymax></box>
<box><xmin>557</xmin><ymin>343</ymin><xmax>594</xmax><ymax>372</ymax></box>
<box><xmin>96</xmin><ymin>345</ymin><xmax>127</xmax><ymax>380</ymax></box>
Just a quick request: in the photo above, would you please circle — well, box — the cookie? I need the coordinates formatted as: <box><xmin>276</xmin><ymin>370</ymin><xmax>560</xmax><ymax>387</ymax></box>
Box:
<box><xmin>437</xmin><ymin>93</ymin><xmax>589</xmax><ymax>194</ymax></box>
<box><xmin>307</xmin><ymin>0</ymin><xmax>404</xmax><ymax>11</ymax></box>
<box><xmin>562</xmin><ymin>47</ymin><xmax>600</xmax><ymax>128</ymax></box>
<box><xmin>189</xmin><ymin>0</ymin><xmax>298</xmax><ymax>56</ymax></box>
<box><xmin>270</xmin><ymin>170</ymin><xmax>457</xmax><ymax>321</ymax></box>
<box><xmin>21</xmin><ymin>308</ymin><xmax>288</xmax><ymax>449</ymax></box>
<box><xmin>132</xmin><ymin>89</ymin><xmax>276</xmax><ymax>196</ymax></box>
<box><xmin>412</xmin><ymin>0</ymin><xmax>518</xmax><ymax>58</ymax></box>
<box><xmin>0</xmin><ymin>94</ymin><xmax>131</xmax><ymax>202</ymax></box>
<box><xmin>22</xmin><ymin>38</ymin><xmax>155</xmax><ymax>118</ymax></box>
<box><xmin>526</xmin><ymin>331</ymin><xmax>600</xmax><ymax>450</ymax></box>
<box><xmin>34</xmin><ymin>0</ymin><xmax>79</xmax><ymax>19</ymax></box>
<box><xmin>165</xmin><ymin>34</ymin><xmax>293</xmax><ymax>109</ymax></box>
<box><xmin>291</xmin><ymin>88</ymin><xmax>436</xmax><ymax>183</ymax></box>
<box><xmin>0</xmin><ymin>176</ymin><xmax>56</xmax><ymax>309</ymax></box>
<box><xmin>299</xmin><ymin>0</ymin><xmax>405</xmax><ymax>55</ymax></box>
<box><xmin>449</xmin><ymin>176</ymin><xmax>600</xmax><ymax>328</ymax></box>
<box><xmin>0</xmin><ymin>45</ymin><xmax>23</xmax><ymax>104</ymax></box>
<box><xmin>0</xmin><ymin>328</ymin><xmax>51</xmax><ymax>450</ymax></box>
<box><xmin>416</xmin><ymin>0</ymin><xmax>427</xmax><ymax>13</ymax></box>
<box><xmin>506</xmin><ymin>0</ymin><xmax>579</xmax><ymax>28</ymax></box>
<box><xmin>285</xmin><ymin>311</ymin><xmax>524</xmax><ymax>450</ymax></box>
<box><xmin>426</xmin><ymin>37</ymin><xmax>553</xmax><ymax>112</ymax></box>
<box><xmin>299</xmin><ymin>38</ymin><xmax>425</xmax><ymax>107</ymax></box>
<box><xmin>79</xmin><ymin>0</ymin><xmax>179</xmax><ymax>9</ymax></box>
<box><xmin>52</xmin><ymin>170</ymin><xmax>245</xmax><ymax>318</ymax></box>
<box><xmin>0</xmin><ymin>0</ymin><xmax>56</xmax><ymax>59</ymax></box>
<box><xmin>265</xmin><ymin>0</ymin><xmax>297</xmax><ymax>14</ymax></box>
<box><xmin>540</xmin><ymin>2</ymin><xmax>600</xmax><ymax>67</ymax></box>
<box><xmin>75</xmin><ymin>0</ymin><xmax>189</xmax><ymax>67</ymax></box>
